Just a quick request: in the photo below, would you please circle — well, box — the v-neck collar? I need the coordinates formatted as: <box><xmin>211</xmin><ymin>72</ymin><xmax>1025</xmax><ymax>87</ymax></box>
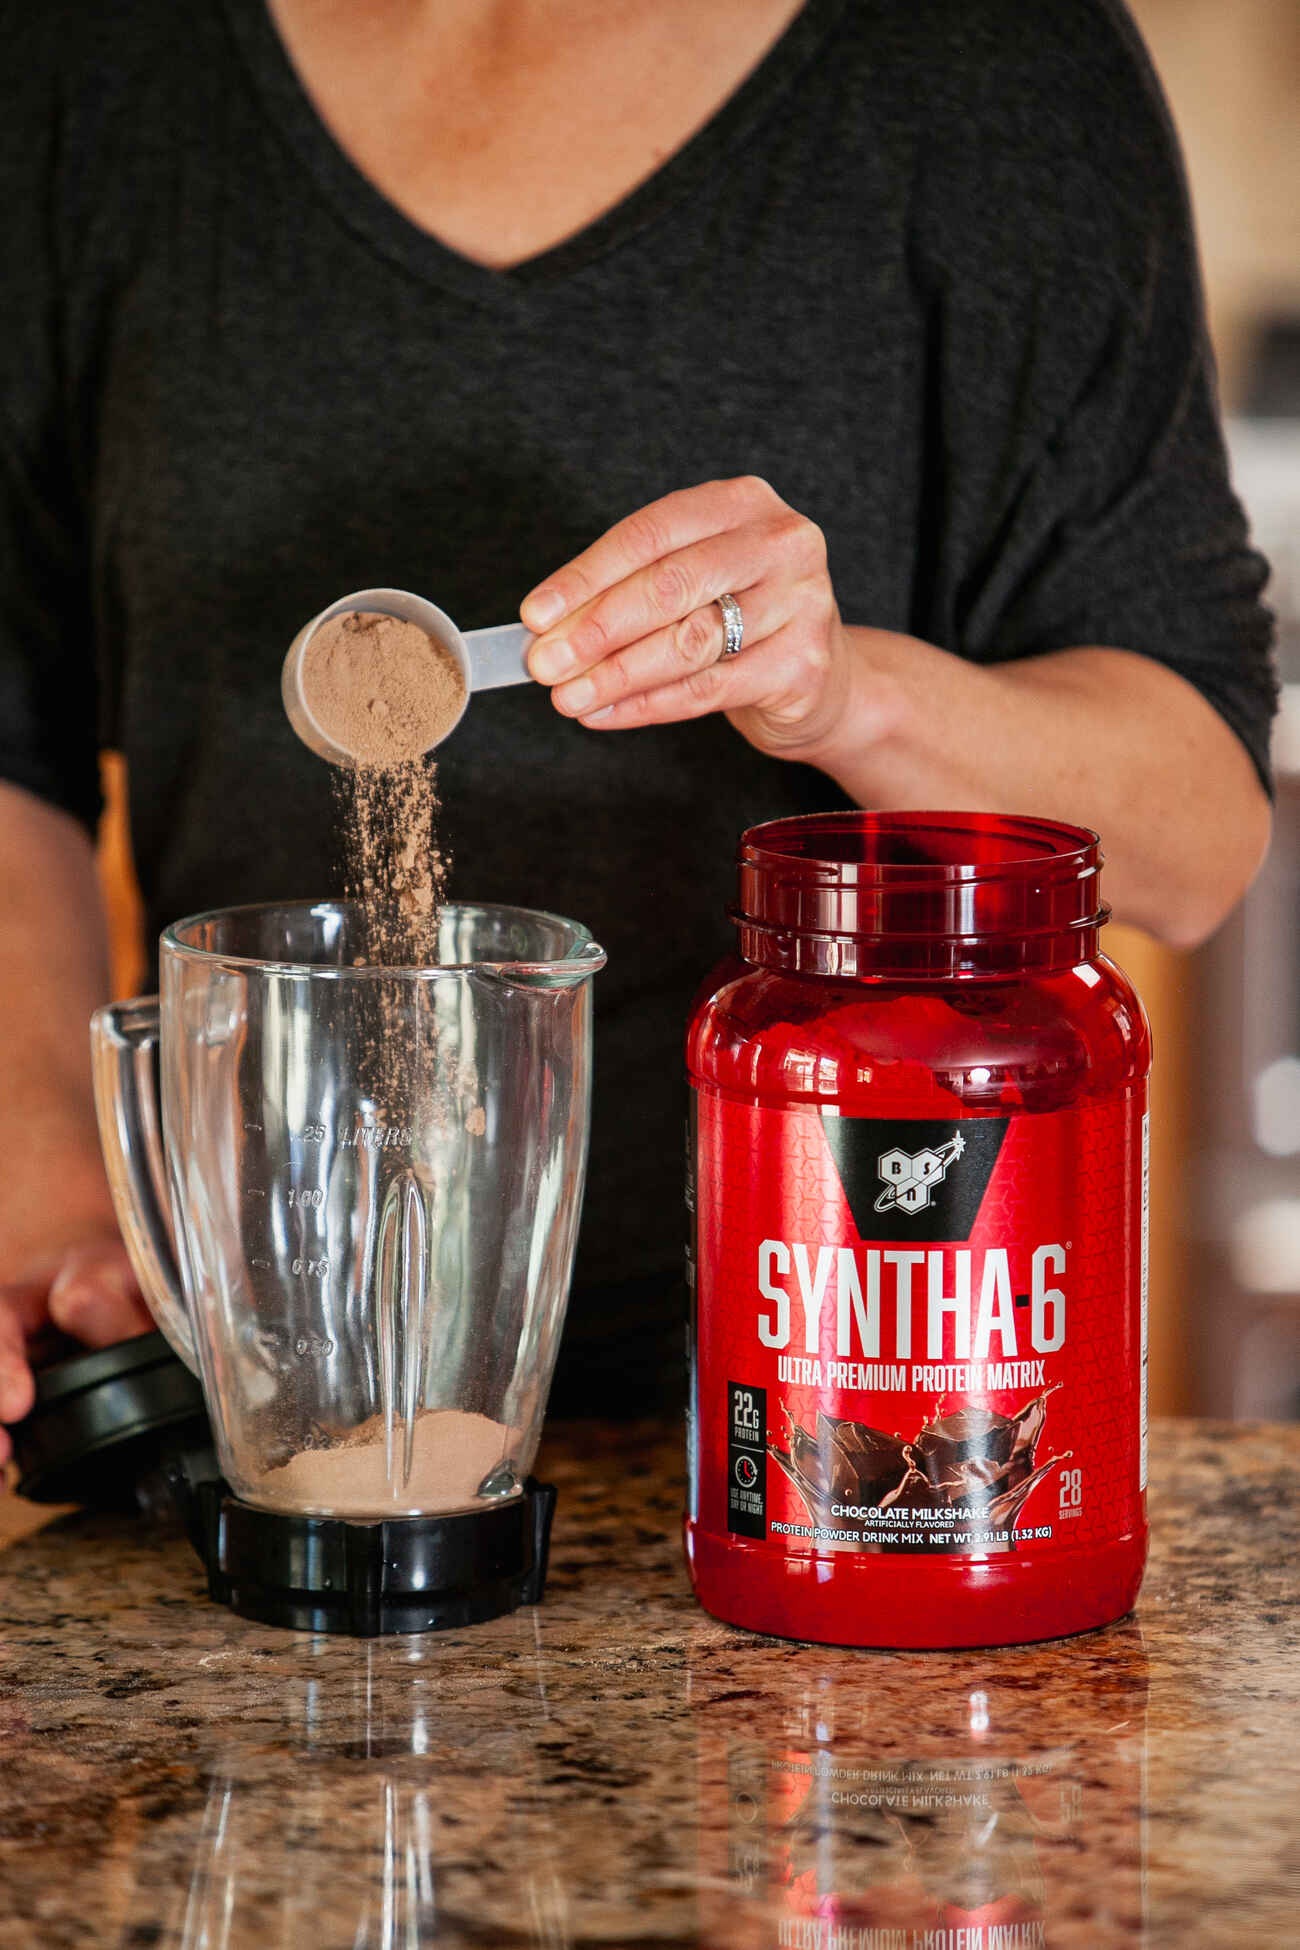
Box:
<box><xmin>218</xmin><ymin>0</ymin><xmax>853</xmax><ymax>303</ymax></box>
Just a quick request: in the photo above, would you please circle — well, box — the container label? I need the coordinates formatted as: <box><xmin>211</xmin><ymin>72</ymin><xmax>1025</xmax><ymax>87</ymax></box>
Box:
<box><xmin>692</xmin><ymin>1094</ymin><xmax>1145</xmax><ymax>1558</ymax></box>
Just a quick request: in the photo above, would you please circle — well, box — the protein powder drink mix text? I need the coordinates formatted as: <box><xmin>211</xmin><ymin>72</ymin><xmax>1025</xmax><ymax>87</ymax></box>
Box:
<box><xmin>686</xmin><ymin>811</ymin><xmax>1151</xmax><ymax>1648</ymax></box>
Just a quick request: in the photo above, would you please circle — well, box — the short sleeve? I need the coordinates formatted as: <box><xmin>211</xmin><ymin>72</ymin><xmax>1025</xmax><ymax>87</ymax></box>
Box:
<box><xmin>907</xmin><ymin>0</ymin><xmax>1277</xmax><ymax>792</ymax></box>
<box><xmin>0</xmin><ymin>6</ymin><xmax>101</xmax><ymax>832</ymax></box>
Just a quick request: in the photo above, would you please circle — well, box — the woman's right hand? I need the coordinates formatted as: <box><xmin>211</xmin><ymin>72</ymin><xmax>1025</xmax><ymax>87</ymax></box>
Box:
<box><xmin>0</xmin><ymin>1233</ymin><xmax>152</xmax><ymax>1470</ymax></box>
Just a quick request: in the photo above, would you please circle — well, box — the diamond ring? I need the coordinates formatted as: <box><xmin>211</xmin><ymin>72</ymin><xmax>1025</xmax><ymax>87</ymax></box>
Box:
<box><xmin>715</xmin><ymin>593</ymin><xmax>745</xmax><ymax>659</ymax></box>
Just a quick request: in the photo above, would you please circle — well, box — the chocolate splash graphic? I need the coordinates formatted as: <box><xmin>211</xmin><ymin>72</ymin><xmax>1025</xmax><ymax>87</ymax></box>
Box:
<box><xmin>769</xmin><ymin>1387</ymin><xmax>1068</xmax><ymax>1551</ymax></box>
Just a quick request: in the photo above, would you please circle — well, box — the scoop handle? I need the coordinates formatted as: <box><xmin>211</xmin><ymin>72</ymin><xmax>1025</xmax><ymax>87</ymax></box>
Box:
<box><xmin>462</xmin><ymin>622</ymin><xmax>534</xmax><ymax>692</ymax></box>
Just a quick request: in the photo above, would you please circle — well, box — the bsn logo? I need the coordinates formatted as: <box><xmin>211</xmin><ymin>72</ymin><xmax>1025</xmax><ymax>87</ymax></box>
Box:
<box><xmin>874</xmin><ymin>1130</ymin><xmax>965</xmax><ymax>1214</ymax></box>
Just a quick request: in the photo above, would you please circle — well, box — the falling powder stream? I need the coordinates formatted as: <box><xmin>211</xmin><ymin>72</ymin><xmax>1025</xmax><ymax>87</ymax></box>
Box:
<box><xmin>280</xmin><ymin>607</ymin><xmax>518</xmax><ymax>1516</ymax></box>
<box><xmin>332</xmin><ymin>754</ymin><xmax>448</xmax><ymax>969</ymax></box>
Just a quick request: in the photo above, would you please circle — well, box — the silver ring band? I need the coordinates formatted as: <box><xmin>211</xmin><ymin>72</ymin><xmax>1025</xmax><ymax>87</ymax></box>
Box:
<box><xmin>715</xmin><ymin>592</ymin><xmax>745</xmax><ymax>658</ymax></box>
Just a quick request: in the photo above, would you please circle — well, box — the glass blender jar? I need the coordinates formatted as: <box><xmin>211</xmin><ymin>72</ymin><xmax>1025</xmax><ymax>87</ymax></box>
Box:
<box><xmin>91</xmin><ymin>898</ymin><xmax>604</xmax><ymax>1634</ymax></box>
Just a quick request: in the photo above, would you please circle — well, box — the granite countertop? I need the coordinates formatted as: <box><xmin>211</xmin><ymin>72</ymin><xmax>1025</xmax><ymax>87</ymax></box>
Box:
<box><xmin>0</xmin><ymin>1417</ymin><xmax>1294</xmax><ymax>1949</ymax></box>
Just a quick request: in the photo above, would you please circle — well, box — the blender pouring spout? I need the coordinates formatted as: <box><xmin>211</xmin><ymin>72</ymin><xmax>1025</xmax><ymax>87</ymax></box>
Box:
<box><xmin>474</xmin><ymin>940</ymin><xmax>608</xmax><ymax>993</ymax></box>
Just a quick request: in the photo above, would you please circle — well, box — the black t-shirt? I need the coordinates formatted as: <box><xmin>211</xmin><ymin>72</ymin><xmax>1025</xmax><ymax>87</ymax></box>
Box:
<box><xmin>0</xmin><ymin>0</ymin><xmax>1275</xmax><ymax>1407</ymax></box>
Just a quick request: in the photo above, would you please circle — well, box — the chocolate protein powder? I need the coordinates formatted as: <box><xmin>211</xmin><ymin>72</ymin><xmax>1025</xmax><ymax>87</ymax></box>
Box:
<box><xmin>259</xmin><ymin>609</ymin><xmax>512</xmax><ymax>1531</ymax></box>
<box><xmin>301</xmin><ymin>609</ymin><xmax>467</xmax><ymax>764</ymax></box>
<box><xmin>245</xmin><ymin>1408</ymin><xmax>522</xmax><ymax>1518</ymax></box>
<box><xmin>336</xmin><ymin>753</ymin><xmax>447</xmax><ymax>968</ymax></box>
<box><xmin>300</xmin><ymin>609</ymin><xmax>465</xmax><ymax>967</ymax></box>
<box><xmin>686</xmin><ymin>810</ymin><xmax>1151</xmax><ymax>1650</ymax></box>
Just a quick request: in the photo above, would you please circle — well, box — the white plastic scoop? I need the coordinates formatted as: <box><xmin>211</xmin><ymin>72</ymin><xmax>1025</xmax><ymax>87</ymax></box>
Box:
<box><xmin>282</xmin><ymin>586</ymin><xmax>534</xmax><ymax>765</ymax></box>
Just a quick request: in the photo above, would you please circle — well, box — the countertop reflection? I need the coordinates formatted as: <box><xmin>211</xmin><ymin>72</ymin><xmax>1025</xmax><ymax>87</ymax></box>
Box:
<box><xmin>0</xmin><ymin>1419</ymin><xmax>1295</xmax><ymax>1948</ymax></box>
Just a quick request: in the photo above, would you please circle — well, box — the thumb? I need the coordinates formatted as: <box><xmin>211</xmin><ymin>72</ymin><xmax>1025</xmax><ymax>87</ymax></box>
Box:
<box><xmin>47</xmin><ymin>1241</ymin><xmax>153</xmax><ymax>1350</ymax></box>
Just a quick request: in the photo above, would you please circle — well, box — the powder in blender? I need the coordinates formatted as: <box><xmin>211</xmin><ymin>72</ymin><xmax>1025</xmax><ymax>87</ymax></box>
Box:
<box><xmin>246</xmin><ymin>1408</ymin><xmax>523</xmax><ymax>1518</ymax></box>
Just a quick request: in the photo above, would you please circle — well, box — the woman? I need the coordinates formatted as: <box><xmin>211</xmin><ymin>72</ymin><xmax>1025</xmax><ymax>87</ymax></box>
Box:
<box><xmin>0</xmin><ymin>0</ymin><xmax>1273</xmax><ymax>1437</ymax></box>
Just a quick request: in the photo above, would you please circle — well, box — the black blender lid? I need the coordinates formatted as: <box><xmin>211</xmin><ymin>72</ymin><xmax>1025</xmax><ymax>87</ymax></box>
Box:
<box><xmin>11</xmin><ymin>1329</ymin><xmax>212</xmax><ymax>1507</ymax></box>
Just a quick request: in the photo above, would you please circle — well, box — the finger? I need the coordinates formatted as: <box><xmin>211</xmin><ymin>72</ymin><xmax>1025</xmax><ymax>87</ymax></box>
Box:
<box><xmin>0</xmin><ymin>1304</ymin><xmax>36</xmax><ymax>1423</ymax></box>
<box><xmin>520</xmin><ymin>476</ymin><xmax>780</xmax><ymax>636</ymax></box>
<box><xmin>549</xmin><ymin>578</ymin><xmax>794</xmax><ymax>720</ymax></box>
<box><xmin>48</xmin><ymin>1243</ymin><xmax>151</xmax><ymax>1350</ymax></box>
<box><xmin>570</xmin><ymin>613</ymin><xmax>823</xmax><ymax>733</ymax></box>
<box><xmin>533</xmin><ymin>508</ymin><xmax>809</xmax><ymax>693</ymax></box>
<box><xmin>0</xmin><ymin>1287</ymin><xmax>42</xmax><ymax>1427</ymax></box>
<box><xmin>0</xmin><ymin>1268</ymin><xmax>73</xmax><ymax>1341</ymax></box>
<box><xmin>0</xmin><ymin>1346</ymin><xmax>35</xmax><ymax>1425</ymax></box>
<box><xmin>0</xmin><ymin>1302</ymin><xmax>30</xmax><ymax>1364</ymax></box>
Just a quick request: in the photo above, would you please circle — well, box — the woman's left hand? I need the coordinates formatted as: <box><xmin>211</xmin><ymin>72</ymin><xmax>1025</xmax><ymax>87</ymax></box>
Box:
<box><xmin>520</xmin><ymin>477</ymin><xmax>853</xmax><ymax>761</ymax></box>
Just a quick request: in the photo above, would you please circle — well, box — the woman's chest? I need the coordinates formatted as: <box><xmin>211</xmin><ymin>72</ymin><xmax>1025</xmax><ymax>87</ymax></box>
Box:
<box><xmin>265</xmin><ymin>0</ymin><xmax>807</xmax><ymax>269</ymax></box>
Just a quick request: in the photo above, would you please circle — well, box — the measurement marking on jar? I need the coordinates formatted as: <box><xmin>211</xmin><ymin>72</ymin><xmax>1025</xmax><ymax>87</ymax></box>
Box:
<box><xmin>243</xmin><ymin>1123</ymin><xmax>263</xmax><ymax>1133</ymax></box>
<box><xmin>297</xmin><ymin>1118</ymin><xmax>412</xmax><ymax>1148</ymax></box>
<box><xmin>292</xmin><ymin>1257</ymin><xmax>330</xmax><ymax>1278</ymax></box>
<box><xmin>286</xmin><ymin>1188</ymin><xmax>325</xmax><ymax>1208</ymax></box>
<box><xmin>294</xmin><ymin>1335</ymin><xmax>335</xmax><ymax>1358</ymax></box>
<box><xmin>339</xmin><ymin>1124</ymin><xmax>412</xmax><ymax>1150</ymax></box>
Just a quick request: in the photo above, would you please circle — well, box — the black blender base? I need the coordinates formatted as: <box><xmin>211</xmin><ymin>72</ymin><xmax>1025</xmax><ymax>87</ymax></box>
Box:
<box><xmin>166</xmin><ymin>1463</ymin><xmax>557</xmax><ymax>1636</ymax></box>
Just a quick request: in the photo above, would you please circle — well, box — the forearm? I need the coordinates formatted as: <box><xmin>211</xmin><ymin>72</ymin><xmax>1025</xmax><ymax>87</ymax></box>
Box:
<box><xmin>797</xmin><ymin>631</ymin><xmax>1272</xmax><ymax>950</ymax></box>
<box><xmin>0</xmin><ymin>781</ymin><xmax>117</xmax><ymax>1260</ymax></box>
<box><xmin>516</xmin><ymin>478</ymin><xmax>1271</xmax><ymax>950</ymax></box>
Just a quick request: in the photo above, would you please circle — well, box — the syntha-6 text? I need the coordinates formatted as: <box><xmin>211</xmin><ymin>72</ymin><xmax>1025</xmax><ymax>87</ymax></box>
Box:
<box><xmin>756</xmin><ymin>1240</ymin><xmax>1067</xmax><ymax>1360</ymax></box>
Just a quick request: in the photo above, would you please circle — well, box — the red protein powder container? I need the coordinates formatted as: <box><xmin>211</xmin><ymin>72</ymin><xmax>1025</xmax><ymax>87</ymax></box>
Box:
<box><xmin>685</xmin><ymin>811</ymin><xmax>1151</xmax><ymax>1649</ymax></box>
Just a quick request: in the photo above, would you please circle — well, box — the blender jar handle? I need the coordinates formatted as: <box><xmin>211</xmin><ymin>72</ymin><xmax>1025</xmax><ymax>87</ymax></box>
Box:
<box><xmin>90</xmin><ymin>998</ymin><xmax>200</xmax><ymax>1374</ymax></box>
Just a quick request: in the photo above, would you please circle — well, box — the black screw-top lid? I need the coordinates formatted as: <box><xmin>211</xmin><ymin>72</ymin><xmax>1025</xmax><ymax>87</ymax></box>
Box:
<box><xmin>166</xmin><ymin>1467</ymin><xmax>557</xmax><ymax>1635</ymax></box>
<box><xmin>11</xmin><ymin>1330</ymin><xmax>212</xmax><ymax>1509</ymax></box>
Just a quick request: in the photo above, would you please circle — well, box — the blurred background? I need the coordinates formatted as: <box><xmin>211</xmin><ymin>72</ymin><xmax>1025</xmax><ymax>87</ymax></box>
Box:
<box><xmin>1124</xmin><ymin>0</ymin><xmax>1300</xmax><ymax>1421</ymax></box>
<box><xmin>92</xmin><ymin>0</ymin><xmax>1300</xmax><ymax>1421</ymax></box>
